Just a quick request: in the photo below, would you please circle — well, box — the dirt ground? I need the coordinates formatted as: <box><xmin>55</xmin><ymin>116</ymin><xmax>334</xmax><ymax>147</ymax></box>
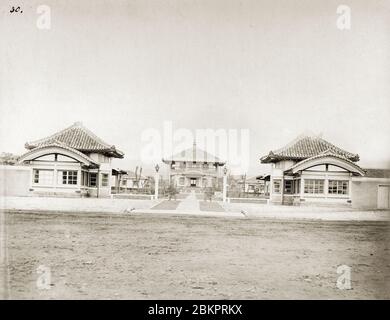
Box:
<box><xmin>1</xmin><ymin>211</ymin><xmax>389</xmax><ymax>299</ymax></box>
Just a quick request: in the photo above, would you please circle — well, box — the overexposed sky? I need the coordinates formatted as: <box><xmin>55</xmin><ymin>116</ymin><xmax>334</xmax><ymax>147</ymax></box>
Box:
<box><xmin>1</xmin><ymin>0</ymin><xmax>389</xmax><ymax>175</ymax></box>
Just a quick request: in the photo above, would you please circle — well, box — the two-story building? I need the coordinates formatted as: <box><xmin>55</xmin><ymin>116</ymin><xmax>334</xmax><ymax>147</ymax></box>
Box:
<box><xmin>17</xmin><ymin>122</ymin><xmax>124</xmax><ymax>198</ymax></box>
<box><xmin>260</xmin><ymin>134</ymin><xmax>365</xmax><ymax>206</ymax></box>
<box><xmin>162</xmin><ymin>142</ymin><xmax>226</xmax><ymax>190</ymax></box>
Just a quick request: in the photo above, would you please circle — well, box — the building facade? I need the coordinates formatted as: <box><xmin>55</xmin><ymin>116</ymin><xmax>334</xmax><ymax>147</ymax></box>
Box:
<box><xmin>162</xmin><ymin>142</ymin><xmax>225</xmax><ymax>190</ymax></box>
<box><xmin>17</xmin><ymin>122</ymin><xmax>124</xmax><ymax>198</ymax></box>
<box><xmin>260</xmin><ymin>134</ymin><xmax>365</xmax><ymax>206</ymax></box>
<box><xmin>228</xmin><ymin>175</ymin><xmax>267</xmax><ymax>195</ymax></box>
<box><xmin>112</xmin><ymin>170</ymin><xmax>151</xmax><ymax>192</ymax></box>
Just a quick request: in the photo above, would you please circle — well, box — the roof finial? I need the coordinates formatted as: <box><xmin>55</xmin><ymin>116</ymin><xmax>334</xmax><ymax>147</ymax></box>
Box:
<box><xmin>193</xmin><ymin>139</ymin><xmax>196</xmax><ymax>161</ymax></box>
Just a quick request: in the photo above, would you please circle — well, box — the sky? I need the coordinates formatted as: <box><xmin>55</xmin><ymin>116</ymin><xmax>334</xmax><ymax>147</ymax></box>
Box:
<box><xmin>1</xmin><ymin>0</ymin><xmax>389</xmax><ymax>176</ymax></box>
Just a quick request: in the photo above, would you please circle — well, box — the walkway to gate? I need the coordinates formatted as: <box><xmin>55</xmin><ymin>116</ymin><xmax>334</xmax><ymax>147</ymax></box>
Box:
<box><xmin>150</xmin><ymin>191</ymin><xmax>226</xmax><ymax>214</ymax></box>
<box><xmin>176</xmin><ymin>191</ymin><xmax>200</xmax><ymax>212</ymax></box>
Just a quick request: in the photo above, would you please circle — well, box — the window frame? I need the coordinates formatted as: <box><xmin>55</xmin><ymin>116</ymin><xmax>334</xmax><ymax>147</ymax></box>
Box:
<box><xmin>304</xmin><ymin>179</ymin><xmax>324</xmax><ymax>194</ymax></box>
<box><xmin>101</xmin><ymin>173</ymin><xmax>109</xmax><ymax>187</ymax></box>
<box><xmin>33</xmin><ymin>169</ymin><xmax>54</xmax><ymax>185</ymax></box>
<box><xmin>328</xmin><ymin>180</ymin><xmax>349</xmax><ymax>195</ymax></box>
<box><xmin>89</xmin><ymin>173</ymin><xmax>97</xmax><ymax>187</ymax></box>
<box><xmin>273</xmin><ymin>179</ymin><xmax>281</xmax><ymax>194</ymax></box>
<box><xmin>60</xmin><ymin>170</ymin><xmax>78</xmax><ymax>185</ymax></box>
<box><xmin>284</xmin><ymin>180</ymin><xmax>293</xmax><ymax>194</ymax></box>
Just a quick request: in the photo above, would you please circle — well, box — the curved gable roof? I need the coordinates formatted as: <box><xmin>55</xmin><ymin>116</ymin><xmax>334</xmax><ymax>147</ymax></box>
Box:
<box><xmin>25</xmin><ymin>122</ymin><xmax>124</xmax><ymax>158</ymax></box>
<box><xmin>284</xmin><ymin>152</ymin><xmax>365</xmax><ymax>176</ymax></box>
<box><xmin>18</xmin><ymin>142</ymin><xmax>99</xmax><ymax>167</ymax></box>
<box><xmin>261</xmin><ymin>134</ymin><xmax>359</xmax><ymax>163</ymax></box>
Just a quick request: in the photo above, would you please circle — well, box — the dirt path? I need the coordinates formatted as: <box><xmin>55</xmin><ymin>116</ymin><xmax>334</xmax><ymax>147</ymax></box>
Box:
<box><xmin>2</xmin><ymin>211</ymin><xmax>389</xmax><ymax>299</ymax></box>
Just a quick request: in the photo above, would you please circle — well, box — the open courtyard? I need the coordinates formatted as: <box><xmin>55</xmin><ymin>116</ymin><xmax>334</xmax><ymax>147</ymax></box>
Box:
<box><xmin>1</xmin><ymin>209</ymin><xmax>389</xmax><ymax>299</ymax></box>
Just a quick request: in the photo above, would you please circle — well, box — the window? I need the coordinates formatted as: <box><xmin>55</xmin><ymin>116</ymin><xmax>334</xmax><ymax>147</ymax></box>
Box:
<box><xmin>306</xmin><ymin>165</ymin><xmax>326</xmax><ymax>171</ymax></box>
<box><xmin>101</xmin><ymin>173</ymin><xmax>109</xmax><ymax>187</ymax></box>
<box><xmin>284</xmin><ymin>180</ymin><xmax>293</xmax><ymax>194</ymax></box>
<box><xmin>304</xmin><ymin>179</ymin><xmax>324</xmax><ymax>194</ymax></box>
<box><xmin>33</xmin><ymin>169</ymin><xmax>53</xmax><ymax>185</ymax></box>
<box><xmin>328</xmin><ymin>180</ymin><xmax>349</xmax><ymax>195</ymax></box>
<box><xmin>60</xmin><ymin>171</ymin><xmax>78</xmax><ymax>185</ymax></box>
<box><xmin>34</xmin><ymin>154</ymin><xmax>55</xmax><ymax>161</ymax></box>
<box><xmin>328</xmin><ymin>165</ymin><xmax>347</xmax><ymax>172</ymax></box>
<box><xmin>179</xmin><ymin>177</ymin><xmax>185</xmax><ymax>185</ymax></box>
<box><xmin>89</xmin><ymin>173</ymin><xmax>97</xmax><ymax>187</ymax></box>
<box><xmin>273</xmin><ymin>179</ymin><xmax>281</xmax><ymax>194</ymax></box>
<box><xmin>57</xmin><ymin>154</ymin><xmax>77</xmax><ymax>162</ymax></box>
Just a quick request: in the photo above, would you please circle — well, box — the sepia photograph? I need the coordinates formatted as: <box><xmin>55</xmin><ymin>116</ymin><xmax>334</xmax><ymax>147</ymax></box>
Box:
<box><xmin>0</xmin><ymin>0</ymin><xmax>389</xmax><ymax>306</ymax></box>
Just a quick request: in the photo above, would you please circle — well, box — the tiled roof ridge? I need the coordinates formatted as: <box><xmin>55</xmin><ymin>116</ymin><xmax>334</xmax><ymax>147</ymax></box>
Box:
<box><xmin>271</xmin><ymin>133</ymin><xmax>311</xmax><ymax>155</ymax></box>
<box><xmin>315</xmin><ymin>137</ymin><xmax>358</xmax><ymax>159</ymax></box>
<box><xmin>269</xmin><ymin>134</ymin><xmax>359</xmax><ymax>160</ymax></box>
<box><xmin>26</xmin><ymin>122</ymin><xmax>113</xmax><ymax>150</ymax></box>
<box><xmin>76</xmin><ymin>122</ymin><xmax>117</xmax><ymax>150</ymax></box>
<box><xmin>25</xmin><ymin>122</ymin><xmax>79</xmax><ymax>148</ymax></box>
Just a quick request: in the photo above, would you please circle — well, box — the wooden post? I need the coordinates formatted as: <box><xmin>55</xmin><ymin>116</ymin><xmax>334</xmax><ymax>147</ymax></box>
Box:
<box><xmin>154</xmin><ymin>172</ymin><xmax>159</xmax><ymax>200</ymax></box>
<box><xmin>223</xmin><ymin>174</ymin><xmax>227</xmax><ymax>203</ymax></box>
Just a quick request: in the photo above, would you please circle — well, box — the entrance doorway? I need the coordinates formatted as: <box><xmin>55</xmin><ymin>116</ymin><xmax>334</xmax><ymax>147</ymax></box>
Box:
<box><xmin>190</xmin><ymin>178</ymin><xmax>197</xmax><ymax>187</ymax></box>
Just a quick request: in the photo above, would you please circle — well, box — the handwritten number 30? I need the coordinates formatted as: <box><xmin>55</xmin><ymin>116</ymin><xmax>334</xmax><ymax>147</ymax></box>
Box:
<box><xmin>10</xmin><ymin>6</ymin><xmax>23</xmax><ymax>13</ymax></box>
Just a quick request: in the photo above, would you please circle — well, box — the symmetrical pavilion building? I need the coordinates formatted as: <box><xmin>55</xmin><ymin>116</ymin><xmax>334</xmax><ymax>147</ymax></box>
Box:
<box><xmin>260</xmin><ymin>134</ymin><xmax>365</xmax><ymax>206</ymax></box>
<box><xmin>18</xmin><ymin>122</ymin><xmax>124</xmax><ymax>197</ymax></box>
<box><xmin>162</xmin><ymin>142</ymin><xmax>226</xmax><ymax>190</ymax></box>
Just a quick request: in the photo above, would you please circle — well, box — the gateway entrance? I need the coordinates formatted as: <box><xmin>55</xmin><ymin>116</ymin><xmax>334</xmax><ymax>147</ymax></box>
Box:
<box><xmin>190</xmin><ymin>178</ymin><xmax>197</xmax><ymax>187</ymax></box>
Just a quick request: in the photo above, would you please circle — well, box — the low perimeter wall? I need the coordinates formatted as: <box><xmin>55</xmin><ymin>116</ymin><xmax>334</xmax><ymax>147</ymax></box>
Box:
<box><xmin>0</xmin><ymin>165</ymin><xmax>30</xmax><ymax>197</ymax></box>
<box><xmin>351</xmin><ymin>179</ymin><xmax>390</xmax><ymax>210</ymax></box>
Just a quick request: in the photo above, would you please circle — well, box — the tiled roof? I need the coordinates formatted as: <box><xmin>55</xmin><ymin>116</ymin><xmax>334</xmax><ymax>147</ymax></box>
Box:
<box><xmin>261</xmin><ymin>134</ymin><xmax>359</xmax><ymax>163</ymax></box>
<box><xmin>363</xmin><ymin>168</ymin><xmax>390</xmax><ymax>178</ymax></box>
<box><xmin>163</xmin><ymin>144</ymin><xmax>225</xmax><ymax>164</ymax></box>
<box><xmin>25</xmin><ymin>122</ymin><xmax>124</xmax><ymax>158</ymax></box>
